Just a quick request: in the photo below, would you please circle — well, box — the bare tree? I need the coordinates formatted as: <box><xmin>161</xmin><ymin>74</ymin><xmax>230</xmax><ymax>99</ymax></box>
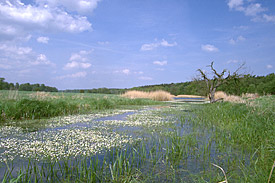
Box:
<box><xmin>197</xmin><ymin>61</ymin><xmax>244</xmax><ymax>103</ymax></box>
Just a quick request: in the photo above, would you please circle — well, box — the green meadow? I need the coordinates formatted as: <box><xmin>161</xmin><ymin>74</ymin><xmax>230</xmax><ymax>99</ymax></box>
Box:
<box><xmin>0</xmin><ymin>91</ymin><xmax>274</xmax><ymax>182</ymax></box>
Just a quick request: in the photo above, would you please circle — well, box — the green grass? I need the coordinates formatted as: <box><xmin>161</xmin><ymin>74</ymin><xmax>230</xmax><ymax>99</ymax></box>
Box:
<box><xmin>0</xmin><ymin>90</ymin><xmax>160</xmax><ymax>123</ymax></box>
<box><xmin>190</xmin><ymin>95</ymin><xmax>275</xmax><ymax>182</ymax></box>
<box><xmin>0</xmin><ymin>93</ymin><xmax>274</xmax><ymax>182</ymax></box>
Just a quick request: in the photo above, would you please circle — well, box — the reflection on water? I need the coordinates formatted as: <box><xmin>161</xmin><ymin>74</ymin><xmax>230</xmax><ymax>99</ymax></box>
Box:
<box><xmin>0</xmin><ymin>105</ymin><xmax>251</xmax><ymax>182</ymax></box>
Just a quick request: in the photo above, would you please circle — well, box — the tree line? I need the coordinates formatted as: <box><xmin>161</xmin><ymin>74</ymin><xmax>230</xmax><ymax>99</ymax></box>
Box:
<box><xmin>62</xmin><ymin>73</ymin><xmax>274</xmax><ymax>96</ymax></box>
<box><xmin>0</xmin><ymin>78</ymin><xmax>58</xmax><ymax>92</ymax></box>
<box><xmin>2</xmin><ymin>73</ymin><xmax>274</xmax><ymax>95</ymax></box>
<box><xmin>131</xmin><ymin>73</ymin><xmax>275</xmax><ymax>96</ymax></box>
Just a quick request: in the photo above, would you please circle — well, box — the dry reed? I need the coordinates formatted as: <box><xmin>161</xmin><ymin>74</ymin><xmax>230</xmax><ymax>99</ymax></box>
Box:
<box><xmin>214</xmin><ymin>91</ymin><xmax>245</xmax><ymax>103</ymax></box>
<box><xmin>176</xmin><ymin>94</ymin><xmax>205</xmax><ymax>98</ymax></box>
<box><xmin>122</xmin><ymin>90</ymin><xmax>174</xmax><ymax>101</ymax></box>
<box><xmin>214</xmin><ymin>91</ymin><xmax>227</xmax><ymax>100</ymax></box>
<box><xmin>8</xmin><ymin>90</ymin><xmax>18</xmax><ymax>100</ymax></box>
<box><xmin>241</xmin><ymin>93</ymin><xmax>259</xmax><ymax>100</ymax></box>
<box><xmin>211</xmin><ymin>163</ymin><xmax>228</xmax><ymax>183</ymax></box>
<box><xmin>29</xmin><ymin>91</ymin><xmax>60</xmax><ymax>100</ymax></box>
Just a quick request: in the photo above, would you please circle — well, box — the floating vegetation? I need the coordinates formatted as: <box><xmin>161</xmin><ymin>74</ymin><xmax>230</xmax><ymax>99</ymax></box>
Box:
<box><xmin>0</xmin><ymin>95</ymin><xmax>274</xmax><ymax>182</ymax></box>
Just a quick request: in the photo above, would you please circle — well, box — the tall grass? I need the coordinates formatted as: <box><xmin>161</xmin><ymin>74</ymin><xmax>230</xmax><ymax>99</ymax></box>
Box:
<box><xmin>0</xmin><ymin>91</ymin><xmax>159</xmax><ymax>122</ymax></box>
<box><xmin>122</xmin><ymin>90</ymin><xmax>174</xmax><ymax>101</ymax></box>
<box><xmin>190</xmin><ymin>95</ymin><xmax>275</xmax><ymax>182</ymax></box>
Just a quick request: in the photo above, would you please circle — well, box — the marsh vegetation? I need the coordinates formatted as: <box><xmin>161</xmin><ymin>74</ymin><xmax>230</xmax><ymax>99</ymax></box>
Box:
<box><xmin>0</xmin><ymin>91</ymin><xmax>274</xmax><ymax>182</ymax></box>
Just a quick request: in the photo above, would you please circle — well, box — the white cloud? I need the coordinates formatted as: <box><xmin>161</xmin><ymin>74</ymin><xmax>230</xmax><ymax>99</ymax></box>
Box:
<box><xmin>57</xmin><ymin>71</ymin><xmax>87</xmax><ymax>79</ymax></box>
<box><xmin>263</xmin><ymin>14</ymin><xmax>275</xmax><ymax>23</ymax></box>
<box><xmin>140</xmin><ymin>42</ymin><xmax>159</xmax><ymax>51</ymax></box>
<box><xmin>0</xmin><ymin>42</ymin><xmax>55</xmax><ymax>77</ymax></box>
<box><xmin>0</xmin><ymin>44</ymin><xmax>32</xmax><ymax>55</ymax></box>
<box><xmin>140</xmin><ymin>39</ymin><xmax>177</xmax><ymax>51</ymax></box>
<box><xmin>156</xmin><ymin>68</ymin><xmax>165</xmax><ymax>71</ymax></box>
<box><xmin>122</xmin><ymin>69</ymin><xmax>130</xmax><ymax>75</ymax></box>
<box><xmin>266</xmin><ymin>65</ymin><xmax>273</xmax><ymax>69</ymax></box>
<box><xmin>244</xmin><ymin>3</ymin><xmax>265</xmax><ymax>16</ymax></box>
<box><xmin>114</xmin><ymin>69</ymin><xmax>133</xmax><ymax>75</ymax></box>
<box><xmin>64</xmin><ymin>49</ymin><xmax>93</xmax><ymax>69</ymax></box>
<box><xmin>228</xmin><ymin>0</ymin><xmax>243</xmax><ymax>10</ymax></box>
<box><xmin>227</xmin><ymin>0</ymin><xmax>275</xmax><ymax>24</ymax></box>
<box><xmin>227</xmin><ymin>0</ymin><xmax>266</xmax><ymax>16</ymax></box>
<box><xmin>237</xmin><ymin>35</ymin><xmax>246</xmax><ymax>41</ymax></box>
<box><xmin>227</xmin><ymin>59</ymin><xmax>239</xmax><ymax>64</ymax></box>
<box><xmin>153</xmin><ymin>60</ymin><xmax>168</xmax><ymax>66</ymax></box>
<box><xmin>64</xmin><ymin>61</ymin><xmax>91</xmax><ymax>69</ymax></box>
<box><xmin>160</xmin><ymin>39</ymin><xmax>177</xmax><ymax>47</ymax></box>
<box><xmin>0</xmin><ymin>0</ymin><xmax>92</xmax><ymax>42</ymax></box>
<box><xmin>35</xmin><ymin>0</ymin><xmax>101</xmax><ymax>15</ymax></box>
<box><xmin>69</xmin><ymin>49</ymin><xmax>93</xmax><ymax>62</ymax></box>
<box><xmin>139</xmin><ymin>76</ymin><xmax>153</xmax><ymax>81</ymax></box>
<box><xmin>37</xmin><ymin>36</ymin><xmax>49</xmax><ymax>43</ymax></box>
<box><xmin>0</xmin><ymin>64</ymin><xmax>11</xmax><ymax>69</ymax></box>
<box><xmin>229</xmin><ymin>35</ymin><xmax>246</xmax><ymax>45</ymax></box>
<box><xmin>30</xmin><ymin>54</ymin><xmax>54</xmax><ymax>66</ymax></box>
<box><xmin>229</xmin><ymin>39</ymin><xmax>236</xmax><ymax>45</ymax></box>
<box><xmin>133</xmin><ymin>71</ymin><xmax>143</xmax><ymax>74</ymax></box>
<box><xmin>201</xmin><ymin>44</ymin><xmax>219</xmax><ymax>52</ymax></box>
<box><xmin>98</xmin><ymin>41</ymin><xmax>109</xmax><ymax>45</ymax></box>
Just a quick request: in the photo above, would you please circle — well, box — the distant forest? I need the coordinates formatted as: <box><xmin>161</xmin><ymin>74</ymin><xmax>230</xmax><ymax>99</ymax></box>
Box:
<box><xmin>0</xmin><ymin>78</ymin><xmax>58</xmax><ymax>92</ymax></box>
<box><xmin>65</xmin><ymin>73</ymin><xmax>275</xmax><ymax>96</ymax></box>
<box><xmin>1</xmin><ymin>73</ymin><xmax>274</xmax><ymax>96</ymax></box>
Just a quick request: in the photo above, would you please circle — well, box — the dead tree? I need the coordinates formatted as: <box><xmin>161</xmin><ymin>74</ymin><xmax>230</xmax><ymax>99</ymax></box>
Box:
<box><xmin>197</xmin><ymin>61</ymin><xmax>244</xmax><ymax>103</ymax></box>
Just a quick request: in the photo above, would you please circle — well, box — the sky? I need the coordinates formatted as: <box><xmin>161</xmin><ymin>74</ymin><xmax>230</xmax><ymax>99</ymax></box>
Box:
<box><xmin>0</xmin><ymin>0</ymin><xmax>274</xmax><ymax>90</ymax></box>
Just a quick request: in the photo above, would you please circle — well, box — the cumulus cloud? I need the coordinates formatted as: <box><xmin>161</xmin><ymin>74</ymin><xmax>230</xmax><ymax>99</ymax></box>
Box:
<box><xmin>97</xmin><ymin>41</ymin><xmax>109</xmax><ymax>45</ymax></box>
<box><xmin>153</xmin><ymin>60</ymin><xmax>167</xmax><ymax>66</ymax></box>
<box><xmin>0</xmin><ymin>44</ymin><xmax>32</xmax><ymax>55</ymax></box>
<box><xmin>227</xmin><ymin>59</ymin><xmax>239</xmax><ymax>64</ymax></box>
<box><xmin>0</xmin><ymin>42</ymin><xmax>54</xmax><ymax>77</ymax></box>
<box><xmin>245</xmin><ymin>3</ymin><xmax>265</xmax><ymax>16</ymax></box>
<box><xmin>0</xmin><ymin>0</ymin><xmax>92</xmax><ymax>43</ymax></box>
<box><xmin>139</xmin><ymin>76</ymin><xmax>153</xmax><ymax>81</ymax></box>
<box><xmin>263</xmin><ymin>14</ymin><xmax>275</xmax><ymax>23</ymax></box>
<box><xmin>35</xmin><ymin>0</ymin><xmax>101</xmax><ymax>14</ymax></box>
<box><xmin>227</xmin><ymin>0</ymin><xmax>244</xmax><ymax>10</ymax></box>
<box><xmin>114</xmin><ymin>69</ymin><xmax>134</xmax><ymax>75</ymax></box>
<box><xmin>140</xmin><ymin>39</ymin><xmax>177</xmax><ymax>51</ymax></box>
<box><xmin>227</xmin><ymin>0</ymin><xmax>275</xmax><ymax>23</ymax></box>
<box><xmin>57</xmin><ymin>71</ymin><xmax>87</xmax><ymax>79</ymax></box>
<box><xmin>229</xmin><ymin>35</ymin><xmax>246</xmax><ymax>45</ymax></box>
<box><xmin>64</xmin><ymin>61</ymin><xmax>91</xmax><ymax>69</ymax></box>
<box><xmin>228</xmin><ymin>0</ymin><xmax>265</xmax><ymax>16</ymax></box>
<box><xmin>70</xmin><ymin>50</ymin><xmax>93</xmax><ymax>61</ymax></box>
<box><xmin>37</xmin><ymin>36</ymin><xmax>49</xmax><ymax>43</ymax></box>
<box><xmin>64</xmin><ymin>49</ymin><xmax>93</xmax><ymax>69</ymax></box>
<box><xmin>266</xmin><ymin>64</ymin><xmax>273</xmax><ymax>69</ymax></box>
<box><xmin>0</xmin><ymin>63</ymin><xmax>11</xmax><ymax>69</ymax></box>
<box><xmin>30</xmin><ymin>54</ymin><xmax>54</xmax><ymax>66</ymax></box>
<box><xmin>122</xmin><ymin>69</ymin><xmax>130</xmax><ymax>75</ymax></box>
<box><xmin>201</xmin><ymin>44</ymin><xmax>219</xmax><ymax>52</ymax></box>
<box><xmin>134</xmin><ymin>71</ymin><xmax>144</xmax><ymax>75</ymax></box>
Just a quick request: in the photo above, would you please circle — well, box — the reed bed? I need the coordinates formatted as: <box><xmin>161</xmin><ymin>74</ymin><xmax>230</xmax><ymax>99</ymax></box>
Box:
<box><xmin>214</xmin><ymin>91</ymin><xmax>260</xmax><ymax>103</ymax></box>
<box><xmin>0</xmin><ymin>91</ymin><xmax>274</xmax><ymax>182</ymax></box>
<box><xmin>190</xmin><ymin>95</ymin><xmax>275</xmax><ymax>182</ymax></box>
<box><xmin>0</xmin><ymin>91</ymin><xmax>158</xmax><ymax>123</ymax></box>
<box><xmin>122</xmin><ymin>90</ymin><xmax>174</xmax><ymax>101</ymax></box>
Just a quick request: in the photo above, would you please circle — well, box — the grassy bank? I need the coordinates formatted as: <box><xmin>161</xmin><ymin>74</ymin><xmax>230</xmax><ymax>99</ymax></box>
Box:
<box><xmin>1</xmin><ymin>94</ymin><xmax>274</xmax><ymax>182</ymax></box>
<box><xmin>0</xmin><ymin>91</ymin><xmax>159</xmax><ymax>122</ymax></box>
<box><xmin>190</xmin><ymin>95</ymin><xmax>275</xmax><ymax>182</ymax></box>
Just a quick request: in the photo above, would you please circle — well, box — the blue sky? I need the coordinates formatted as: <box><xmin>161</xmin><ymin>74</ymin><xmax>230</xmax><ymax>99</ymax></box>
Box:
<box><xmin>0</xmin><ymin>0</ymin><xmax>274</xmax><ymax>89</ymax></box>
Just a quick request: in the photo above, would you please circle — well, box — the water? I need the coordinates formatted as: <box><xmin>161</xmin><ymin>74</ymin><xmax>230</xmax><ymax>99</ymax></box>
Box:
<box><xmin>0</xmin><ymin>105</ymin><xmax>251</xmax><ymax>182</ymax></box>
